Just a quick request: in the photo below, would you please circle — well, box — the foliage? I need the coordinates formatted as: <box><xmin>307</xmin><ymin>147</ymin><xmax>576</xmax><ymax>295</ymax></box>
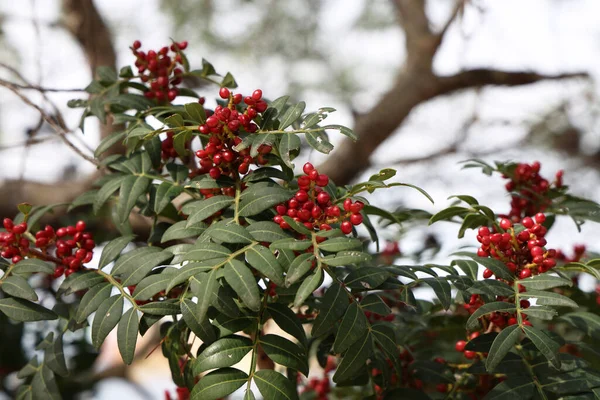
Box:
<box><xmin>1</xmin><ymin>41</ymin><xmax>600</xmax><ymax>400</ymax></box>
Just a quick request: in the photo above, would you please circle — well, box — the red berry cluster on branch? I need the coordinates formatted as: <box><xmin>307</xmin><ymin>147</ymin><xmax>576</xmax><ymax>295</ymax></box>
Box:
<box><xmin>273</xmin><ymin>163</ymin><xmax>364</xmax><ymax>234</ymax></box>
<box><xmin>131</xmin><ymin>40</ymin><xmax>187</xmax><ymax>102</ymax></box>
<box><xmin>477</xmin><ymin>214</ymin><xmax>556</xmax><ymax>278</ymax></box>
<box><xmin>0</xmin><ymin>218</ymin><xmax>95</xmax><ymax>279</ymax></box>
<box><xmin>194</xmin><ymin>89</ymin><xmax>270</xmax><ymax>178</ymax></box>
<box><xmin>502</xmin><ymin>161</ymin><xmax>563</xmax><ymax>220</ymax></box>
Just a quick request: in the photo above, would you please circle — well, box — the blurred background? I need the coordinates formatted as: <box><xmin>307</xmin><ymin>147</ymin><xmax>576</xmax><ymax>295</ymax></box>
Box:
<box><xmin>0</xmin><ymin>0</ymin><xmax>599</xmax><ymax>398</ymax></box>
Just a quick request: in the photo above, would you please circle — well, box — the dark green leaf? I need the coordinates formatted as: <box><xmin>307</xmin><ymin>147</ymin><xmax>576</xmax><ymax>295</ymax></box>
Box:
<box><xmin>344</xmin><ymin>267</ymin><xmax>389</xmax><ymax>290</ymax></box>
<box><xmin>293</xmin><ymin>267</ymin><xmax>323</xmax><ymax>307</ymax></box>
<box><xmin>45</xmin><ymin>335</ymin><xmax>68</xmax><ymax>377</ymax></box>
<box><xmin>224</xmin><ymin>259</ymin><xmax>261</xmax><ymax>311</ymax></box>
<box><xmin>279</xmin><ymin>102</ymin><xmax>306</xmax><ymax>130</ymax></box>
<box><xmin>421</xmin><ymin>277</ymin><xmax>452</xmax><ymax>309</ymax></box>
<box><xmin>191</xmin><ymin>368</ymin><xmax>248</xmax><ymax>400</ymax></box>
<box><xmin>428</xmin><ymin>207</ymin><xmax>469</xmax><ymax>225</ymax></box>
<box><xmin>133</xmin><ymin>270</ymin><xmax>175</xmax><ymax>300</ymax></box>
<box><xmin>186</xmin><ymin>196</ymin><xmax>235</xmax><ymax>226</ymax></box>
<box><xmin>12</xmin><ymin>258</ymin><xmax>54</xmax><ymax>275</ymax></box>
<box><xmin>117</xmin><ymin>175</ymin><xmax>151</xmax><ymax>222</ymax></box>
<box><xmin>110</xmin><ymin>246</ymin><xmax>162</xmax><ymax>275</ymax></box>
<box><xmin>267</xmin><ymin>303</ymin><xmax>307</xmax><ymax>347</ymax></box>
<box><xmin>181</xmin><ymin>299</ymin><xmax>218</xmax><ymax>344</ymax></box>
<box><xmin>238</xmin><ymin>183</ymin><xmax>294</xmax><ymax>217</ymax></box>
<box><xmin>260</xmin><ymin>334</ymin><xmax>308</xmax><ymax>375</ymax></box>
<box><xmin>518</xmin><ymin>273</ymin><xmax>573</xmax><ymax>290</ymax></box>
<box><xmin>305</xmin><ymin>130</ymin><xmax>334</xmax><ymax>154</ymax></box>
<box><xmin>278</xmin><ymin>133</ymin><xmax>301</xmax><ymax>168</ymax></box>
<box><xmin>285</xmin><ymin>253</ymin><xmax>314</xmax><ymax>287</ymax></box>
<box><xmin>1</xmin><ymin>275</ymin><xmax>38</xmax><ymax>301</ymax></box>
<box><xmin>91</xmin><ymin>295</ymin><xmax>124</xmax><ymax>349</ymax></box>
<box><xmin>58</xmin><ymin>271</ymin><xmax>105</xmax><ymax>297</ymax></box>
<box><xmin>161</xmin><ymin>220</ymin><xmax>206</xmax><ymax>243</ymax></box>
<box><xmin>166</xmin><ymin>259</ymin><xmax>225</xmax><ymax>293</ymax></box>
<box><xmin>154</xmin><ymin>182</ymin><xmax>184</xmax><ymax>214</ymax></box>
<box><xmin>75</xmin><ymin>283</ymin><xmax>112</xmax><ymax>323</ymax></box>
<box><xmin>332</xmin><ymin>330</ymin><xmax>372</xmax><ymax>383</ymax></box>
<box><xmin>247</xmin><ymin>221</ymin><xmax>289</xmax><ymax>242</ymax></box>
<box><xmin>560</xmin><ymin>312</ymin><xmax>600</xmax><ymax>340</ymax></box>
<box><xmin>318</xmin><ymin>237</ymin><xmax>363</xmax><ymax>252</ymax></box>
<box><xmin>94</xmin><ymin>175</ymin><xmax>125</xmax><ymax>214</ymax></box>
<box><xmin>270</xmin><ymin>238</ymin><xmax>312</xmax><ymax>251</ymax></box>
<box><xmin>194</xmin><ymin>336</ymin><xmax>253</xmax><ymax>374</ymax></box>
<box><xmin>523</xmin><ymin>325</ymin><xmax>561</xmax><ymax>369</ymax></box>
<box><xmin>118</xmin><ymin>250</ymin><xmax>173</xmax><ymax>287</ymax></box>
<box><xmin>206</xmin><ymin>220</ymin><xmax>254</xmax><ymax>244</ymax></box>
<box><xmin>117</xmin><ymin>308</ymin><xmax>139</xmax><ymax>365</ymax></box>
<box><xmin>312</xmin><ymin>283</ymin><xmax>349</xmax><ymax>337</ymax></box>
<box><xmin>192</xmin><ymin>269</ymin><xmax>218</xmax><ymax>323</ymax></box>
<box><xmin>138</xmin><ymin>300</ymin><xmax>180</xmax><ymax>315</ymax></box>
<box><xmin>483</xmin><ymin>376</ymin><xmax>535</xmax><ymax>400</ymax></box>
<box><xmin>521</xmin><ymin>289</ymin><xmax>578</xmax><ymax>308</ymax></box>
<box><xmin>467</xmin><ymin>302</ymin><xmax>516</xmax><ymax>330</ymax></box>
<box><xmin>31</xmin><ymin>365</ymin><xmax>60</xmax><ymax>400</ymax></box>
<box><xmin>254</xmin><ymin>370</ymin><xmax>299</xmax><ymax>400</ymax></box>
<box><xmin>333</xmin><ymin>302</ymin><xmax>368</xmax><ymax>353</ymax></box>
<box><xmin>246</xmin><ymin>245</ymin><xmax>285</xmax><ymax>287</ymax></box>
<box><xmin>486</xmin><ymin>325</ymin><xmax>521</xmax><ymax>372</ymax></box>
<box><xmin>322</xmin><ymin>251</ymin><xmax>372</xmax><ymax>266</ymax></box>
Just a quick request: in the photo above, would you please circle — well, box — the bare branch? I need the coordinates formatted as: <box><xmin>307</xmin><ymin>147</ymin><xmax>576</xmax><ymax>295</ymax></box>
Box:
<box><xmin>433</xmin><ymin>0</ymin><xmax>466</xmax><ymax>49</ymax></box>
<box><xmin>436</xmin><ymin>69</ymin><xmax>588</xmax><ymax>93</ymax></box>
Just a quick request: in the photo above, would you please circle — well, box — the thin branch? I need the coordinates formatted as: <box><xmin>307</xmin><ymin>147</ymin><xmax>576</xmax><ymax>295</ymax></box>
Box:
<box><xmin>433</xmin><ymin>0</ymin><xmax>466</xmax><ymax>49</ymax></box>
<box><xmin>0</xmin><ymin>80</ymin><xmax>99</xmax><ymax>166</ymax></box>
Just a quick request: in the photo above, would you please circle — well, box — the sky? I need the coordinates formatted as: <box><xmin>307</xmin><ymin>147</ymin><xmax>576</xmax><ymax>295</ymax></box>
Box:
<box><xmin>1</xmin><ymin>0</ymin><xmax>600</xmax><ymax>398</ymax></box>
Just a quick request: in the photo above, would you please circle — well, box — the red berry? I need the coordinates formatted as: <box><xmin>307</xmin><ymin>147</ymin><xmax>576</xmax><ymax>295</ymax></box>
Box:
<box><xmin>464</xmin><ymin>350</ymin><xmax>476</xmax><ymax>359</ymax></box>
<box><xmin>500</xmin><ymin>218</ymin><xmax>512</xmax><ymax>230</ymax></box>
<box><xmin>349</xmin><ymin>201</ymin><xmax>364</xmax><ymax>214</ymax></box>
<box><xmin>303</xmin><ymin>163</ymin><xmax>315</xmax><ymax>175</ymax></box>
<box><xmin>343</xmin><ymin>198</ymin><xmax>352</xmax><ymax>211</ymax></box>
<box><xmin>478</xmin><ymin>226</ymin><xmax>490</xmax><ymax>237</ymax></box>
<box><xmin>483</xmin><ymin>268</ymin><xmax>493</xmax><ymax>279</ymax></box>
<box><xmin>520</xmin><ymin>299</ymin><xmax>530</xmax><ymax>309</ymax></box>
<box><xmin>316</xmin><ymin>192</ymin><xmax>330</xmax><ymax>205</ymax></box>
<box><xmin>350</xmin><ymin>213</ymin><xmax>363</xmax><ymax>226</ymax></box>
<box><xmin>219</xmin><ymin>87</ymin><xmax>230</xmax><ymax>99</ymax></box>
<box><xmin>534</xmin><ymin>213</ymin><xmax>546</xmax><ymax>224</ymax></box>
<box><xmin>521</xmin><ymin>217</ymin><xmax>534</xmax><ymax>229</ymax></box>
<box><xmin>252</xmin><ymin>89</ymin><xmax>263</xmax><ymax>100</ymax></box>
<box><xmin>436</xmin><ymin>384</ymin><xmax>448</xmax><ymax>393</ymax></box>
<box><xmin>13</xmin><ymin>223</ymin><xmax>27</xmax><ymax>235</ymax></box>
<box><xmin>178</xmin><ymin>41</ymin><xmax>188</xmax><ymax>50</ymax></box>
<box><xmin>132</xmin><ymin>40</ymin><xmax>142</xmax><ymax>49</ymax></box>
<box><xmin>455</xmin><ymin>340</ymin><xmax>467</xmax><ymax>352</ymax></box>
<box><xmin>315</xmin><ymin>174</ymin><xmax>329</xmax><ymax>187</ymax></box>
<box><xmin>3</xmin><ymin>218</ymin><xmax>13</xmax><ymax>231</ymax></box>
<box><xmin>209</xmin><ymin>168</ymin><xmax>221</xmax><ymax>179</ymax></box>
<box><xmin>341</xmin><ymin>221</ymin><xmax>353</xmax><ymax>234</ymax></box>
<box><xmin>519</xmin><ymin>269</ymin><xmax>532</xmax><ymax>279</ymax></box>
<box><xmin>75</xmin><ymin>220</ymin><xmax>86</xmax><ymax>232</ymax></box>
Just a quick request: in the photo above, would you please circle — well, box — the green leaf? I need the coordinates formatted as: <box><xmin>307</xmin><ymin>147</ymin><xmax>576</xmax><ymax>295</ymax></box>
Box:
<box><xmin>270</xmin><ymin>238</ymin><xmax>312</xmax><ymax>251</ymax></box>
<box><xmin>421</xmin><ymin>278</ymin><xmax>452</xmax><ymax>309</ymax></box>
<box><xmin>293</xmin><ymin>267</ymin><xmax>323</xmax><ymax>307</ymax></box>
<box><xmin>344</xmin><ymin>267</ymin><xmax>389</xmax><ymax>290</ymax></box>
<box><xmin>212</xmin><ymin>285</ymin><xmax>240</xmax><ymax>318</ymax></box>
<box><xmin>185</xmin><ymin>102</ymin><xmax>206</xmax><ymax>123</ymax></box>
<box><xmin>428</xmin><ymin>206</ymin><xmax>469</xmax><ymax>225</ymax></box>
<box><xmin>318</xmin><ymin>237</ymin><xmax>363</xmax><ymax>252</ymax></box>
<box><xmin>521</xmin><ymin>306</ymin><xmax>557</xmax><ymax>320</ymax></box>
<box><xmin>523</xmin><ymin>325</ymin><xmax>561</xmax><ymax>369</ymax></box>
<box><xmin>247</xmin><ymin>221</ymin><xmax>289</xmax><ymax>242</ymax></box>
<box><xmin>238</xmin><ymin>183</ymin><xmax>294</xmax><ymax>217</ymax></box>
<box><xmin>118</xmin><ymin>250</ymin><xmax>173</xmax><ymax>287</ymax></box>
<box><xmin>371</xmin><ymin>323</ymin><xmax>399</xmax><ymax>360</ymax></box>
<box><xmin>92</xmin><ymin>295</ymin><xmax>124</xmax><ymax>349</ymax></box>
<box><xmin>138</xmin><ymin>300</ymin><xmax>180</xmax><ymax>315</ymax></box>
<box><xmin>180</xmin><ymin>299</ymin><xmax>218</xmax><ymax>344</ymax></box>
<box><xmin>57</xmin><ymin>271</ymin><xmax>105</xmax><ymax>297</ymax></box>
<box><xmin>44</xmin><ymin>335</ymin><xmax>68</xmax><ymax>377</ymax></box>
<box><xmin>323</xmin><ymin>124</ymin><xmax>357</xmax><ymax>141</ymax></box>
<box><xmin>194</xmin><ymin>335</ymin><xmax>253</xmax><ymax>374</ymax></box>
<box><xmin>521</xmin><ymin>289</ymin><xmax>578</xmax><ymax>308</ymax></box>
<box><xmin>259</xmin><ymin>334</ymin><xmax>308</xmax><ymax>375</ymax></box>
<box><xmin>360</xmin><ymin>294</ymin><xmax>391</xmax><ymax>316</ymax></box>
<box><xmin>161</xmin><ymin>220</ymin><xmax>206</xmax><ymax>243</ymax></box>
<box><xmin>90</xmin><ymin>96</ymin><xmax>106</xmax><ymax>123</ymax></box>
<box><xmin>333</xmin><ymin>302</ymin><xmax>368</xmax><ymax>353</ymax></box>
<box><xmin>191</xmin><ymin>368</ymin><xmax>248</xmax><ymax>400</ymax></box>
<box><xmin>469</xmin><ymin>279</ymin><xmax>515</xmax><ymax>297</ymax></box>
<box><xmin>279</xmin><ymin>101</ymin><xmax>306</xmax><ymax>130</ymax></box>
<box><xmin>1</xmin><ymin>275</ymin><xmax>38</xmax><ymax>301</ymax></box>
<box><xmin>467</xmin><ymin>255</ymin><xmax>514</xmax><ymax>281</ymax></box>
<box><xmin>306</xmin><ymin>130</ymin><xmax>334</xmax><ymax>154</ymax></box>
<box><xmin>285</xmin><ymin>253</ymin><xmax>314</xmax><ymax>287</ymax></box>
<box><xmin>183</xmin><ymin>242</ymin><xmax>232</xmax><ymax>262</ymax></box>
<box><xmin>111</xmin><ymin>246</ymin><xmax>162</xmax><ymax>275</ymax></box>
<box><xmin>250</xmin><ymin>133</ymin><xmax>277</xmax><ymax>157</ymax></box>
<box><xmin>31</xmin><ymin>365</ymin><xmax>60</xmax><ymax>400</ymax></box>
<box><xmin>75</xmin><ymin>283</ymin><xmax>112</xmax><ymax>323</ymax></box>
<box><xmin>205</xmin><ymin>220</ymin><xmax>254</xmax><ymax>244</ymax></box>
<box><xmin>269</xmin><ymin>95</ymin><xmax>289</xmax><ymax>114</ymax></box>
<box><xmin>560</xmin><ymin>312</ymin><xmax>600</xmax><ymax>340</ymax></box>
<box><xmin>246</xmin><ymin>245</ymin><xmax>285</xmax><ymax>287</ymax></box>
<box><xmin>221</xmin><ymin>72</ymin><xmax>237</xmax><ymax>88</ymax></box>
<box><xmin>12</xmin><ymin>258</ymin><xmax>54</xmax><ymax>275</ymax></box>
<box><xmin>97</xmin><ymin>66</ymin><xmax>118</xmax><ymax>82</ymax></box>
<box><xmin>267</xmin><ymin>303</ymin><xmax>307</xmax><ymax>347</ymax></box>
<box><xmin>68</xmin><ymin>189</ymin><xmax>98</xmax><ymax>211</ymax></box>
<box><xmin>278</xmin><ymin>133</ymin><xmax>301</xmax><ymax>168</ymax></box>
<box><xmin>186</xmin><ymin>196</ymin><xmax>235</xmax><ymax>227</ymax></box>
<box><xmin>94</xmin><ymin>175</ymin><xmax>126</xmax><ymax>214</ymax></box>
<box><xmin>224</xmin><ymin>259</ymin><xmax>261</xmax><ymax>311</ymax></box>
<box><xmin>312</xmin><ymin>283</ymin><xmax>349</xmax><ymax>337</ymax></box>
<box><xmin>332</xmin><ymin>330</ymin><xmax>373</xmax><ymax>383</ymax></box>
<box><xmin>117</xmin><ymin>308</ymin><xmax>139</xmax><ymax>365</ymax></box>
<box><xmin>117</xmin><ymin>175</ymin><xmax>151</xmax><ymax>222</ymax></box>
<box><xmin>133</xmin><ymin>270</ymin><xmax>174</xmax><ymax>300</ymax></box>
<box><xmin>254</xmin><ymin>370</ymin><xmax>299</xmax><ymax>400</ymax></box>
<box><xmin>483</xmin><ymin>377</ymin><xmax>535</xmax><ymax>400</ymax></box>
<box><xmin>486</xmin><ymin>325</ymin><xmax>520</xmax><ymax>372</ymax></box>
<box><xmin>166</xmin><ymin>259</ymin><xmax>225</xmax><ymax>293</ymax></box>
<box><xmin>192</xmin><ymin>269</ymin><xmax>218</xmax><ymax>323</ymax></box>
<box><xmin>154</xmin><ymin>182</ymin><xmax>184</xmax><ymax>214</ymax></box>
<box><xmin>322</xmin><ymin>251</ymin><xmax>372</xmax><ymax>267</ymax></box>
<box><xmin>466</xmin><ymin>302</ymin><xmax>516</xmax><ymax>330</ymax></box>
<box><xmin>518</xmin><ymin>273</ymin><xmax>573</xmax><ymax>290</ymax></box>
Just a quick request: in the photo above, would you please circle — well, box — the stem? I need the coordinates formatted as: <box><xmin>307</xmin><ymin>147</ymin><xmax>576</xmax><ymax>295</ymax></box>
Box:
<box><xmin>95</xmin><ymin>269</ymin><xmax>140</xmax><ymax>310</ymax></box>
<box><xmin>517</xmin><ymin>348</ymin><xmax>549</xmax><ymax>400</ymax></box>
<box><xmin>233</xmin><ymin>176</ymin><xmax>242</xmax><ymax>224</ymax></box>
<box><xmin>246</xmin><ymin>287</ymin><xmax>270</xmax><ymax>393</ymax></box>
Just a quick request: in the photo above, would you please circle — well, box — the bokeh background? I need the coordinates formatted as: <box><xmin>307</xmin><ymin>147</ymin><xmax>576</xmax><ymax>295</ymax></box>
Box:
<box><xmin>0</xmin><ymin>0</ymin><xmax>599</xmax><ymax>398</ymax></box>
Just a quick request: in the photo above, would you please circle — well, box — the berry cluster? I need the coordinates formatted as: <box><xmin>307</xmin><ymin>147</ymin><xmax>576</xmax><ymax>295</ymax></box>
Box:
<box><xmin>0</xmin><ymin>219</ymin><xmax>95</xmax><ymax>279</ymax></box>
<box><xmin>131</xmin><ymin>40</ymin><xmax>187</xmax><ymax>102</ymax></box>
<box><xmin>477</xmin><ymin>213</ymin><xmax>556</xmax><ymax>279</ymax></box>
<box><xmin>503</xmin><ymin>161</ymin><xmax>563</xmax><ymax>220</ymax></box>
<box><xmin>455</xmin><ymin>332</ymin><xmax>481</xmax><ymax>360</ymax></box>
<box><xmin>195</xmin><ymin>88</ymin><xmax>271</xmax><ymax>178</ymax></box>
<box><xmin>273</xmin><ymin>163</ymin><xmax>364</xmax><ymax>234</ymax></box>
<box><xmin>164</xmin><ymin>386</ymin><xmax>189</xmax><ymax>400</ymax></box>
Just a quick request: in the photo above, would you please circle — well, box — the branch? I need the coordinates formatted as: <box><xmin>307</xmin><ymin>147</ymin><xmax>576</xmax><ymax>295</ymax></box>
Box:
<box><xmin>436</xmin><ymin>69</ymin><xmax>589</xmax><ymax>93</ymax></box>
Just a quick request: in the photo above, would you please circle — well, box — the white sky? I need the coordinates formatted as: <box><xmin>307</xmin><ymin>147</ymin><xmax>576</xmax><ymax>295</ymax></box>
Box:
<box><xmin>1</xmin><ymin>0</ymin><xmax>600</xmax><ymax>398</ymax></box>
